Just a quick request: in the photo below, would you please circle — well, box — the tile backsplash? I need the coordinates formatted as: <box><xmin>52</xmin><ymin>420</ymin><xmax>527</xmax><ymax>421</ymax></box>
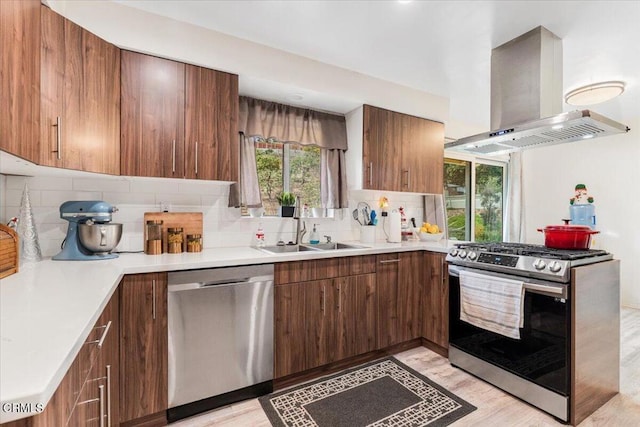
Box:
<box><xmin>1</xmin><ymin>174</ymin><xmax>429</xmax><ymax>258</ymax></box>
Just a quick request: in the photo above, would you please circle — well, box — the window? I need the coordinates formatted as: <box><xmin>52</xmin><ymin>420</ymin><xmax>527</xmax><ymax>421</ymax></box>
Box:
<box><xmin>444</xmin><ymin>156</ymin><xmax>506</xmax><ymax>242</ymax></box>
<box><xmin>255</xmin><ymin>140</ymin><xmax>321</xmax><ymax>216</ymax></box>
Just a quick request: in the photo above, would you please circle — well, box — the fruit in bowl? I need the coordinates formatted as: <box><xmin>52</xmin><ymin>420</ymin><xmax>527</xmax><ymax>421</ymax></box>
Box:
<box><xmin>418</xmin><ymin>222</ymin><xmax>443</xmax><ymax>241</ymax></box>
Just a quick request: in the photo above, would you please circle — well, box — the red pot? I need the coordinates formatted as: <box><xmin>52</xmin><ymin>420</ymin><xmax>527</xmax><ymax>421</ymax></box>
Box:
<box><xmin>537</xmin><ymin>225</ymin><xmax>599</xmax><ymax>249</ymax></box>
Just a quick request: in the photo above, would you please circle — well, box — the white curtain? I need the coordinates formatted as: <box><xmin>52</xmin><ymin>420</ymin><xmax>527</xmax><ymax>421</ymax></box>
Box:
<box><xmin>321</xmin><ymin>149</ymin><xmax>348</xmax><ymax>209</ymax></box>
<box><xmin>505</xmin><ymin>152</ymin><xmax>525</xmax><ymax>242</ymax></box>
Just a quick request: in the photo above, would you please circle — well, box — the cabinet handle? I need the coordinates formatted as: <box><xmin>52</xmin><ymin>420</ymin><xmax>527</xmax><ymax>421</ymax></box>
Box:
<box><xmin>407</xmin><ymin>168</ymin><xmax>411</xmax><ymax>188</ymax></box>
<box><xmin>53</xmin><ymin>116</ymin><xmax>62</xmax><ymax>160</ymax></box>
<box><xmin>172</xmin><ymin>140</ymin><xmax>176</xmax><ymax>173</ymax></box>
<box><xmin>106</xmin><ymin>365</ymin><xmax>111</xmax><ymax>427</ymax></box>
<box><xmin>403</xmin><ymin>169</ymin><xmax>410</xmax><ymax>188</ymax></box>
<box><xmin>321</xmin><ymin>285</ymin><xmax>326</xmax><ymax>314</ymax></box>
<box><xmin>99</xmin><ymin>384</ymin><xmax>105</xmax><ymax>427</ymax></box>
<box><xmin>337</xmin><ymin>282</ymin><xmax>342</xmax><ymax>313</ymax></box>
<box><xmin>152</xmin><ymin>279</ymin><xmax>157</xmax><ymax>320</ymax></box>
<box><xmin>85</xmin><ymin>321</ymin><xmax>111</xmax><ymax>347</ymax></box>
<box><xmin>379</xmin><ymin>259</ymin><xmax>400</xmax><ymax>264</ymax></box>
<box><xmin>369</xmin><ymin>162</ymin><xmax>373</xmax><ymax>186</ymax></box>
<box><xmin>195</xmin><ymin>141</ymin><xmax>198</xmax><ymax>175</ymax></box>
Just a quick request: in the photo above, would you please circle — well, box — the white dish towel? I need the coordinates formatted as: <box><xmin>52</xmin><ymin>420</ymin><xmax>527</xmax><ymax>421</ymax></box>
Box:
<box><xmin>459</xmin><ymin>270</ymin><xmax>525</xmax><ymax>340</ymax></box>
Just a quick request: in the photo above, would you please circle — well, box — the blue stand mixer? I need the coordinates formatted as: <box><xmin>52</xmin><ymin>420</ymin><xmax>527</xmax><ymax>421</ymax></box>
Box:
<box><xmin>53</xmin><ymin>201</ymin><xmax>122</xmax><ymax>261</ymax></box>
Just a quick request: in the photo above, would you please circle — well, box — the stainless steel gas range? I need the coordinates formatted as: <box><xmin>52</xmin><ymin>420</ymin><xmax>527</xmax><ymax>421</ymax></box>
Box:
<box><xmin>446</xmin><ymin>242</ymin><xmax>617</xmax><ymax>422</ymax></box>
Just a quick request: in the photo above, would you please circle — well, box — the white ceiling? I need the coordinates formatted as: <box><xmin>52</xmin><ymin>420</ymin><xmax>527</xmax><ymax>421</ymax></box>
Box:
<box><xmin>114</xmin><ymin>0</ymin><xmax>640</xmax><ymax>130</ymax></box>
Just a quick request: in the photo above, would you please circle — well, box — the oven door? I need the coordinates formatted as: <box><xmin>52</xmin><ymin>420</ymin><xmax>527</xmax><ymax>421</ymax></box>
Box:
<box><xmin>449</xmin><ymin>265</ymin><xmax>570</xmax><ymax>397</ymax></box>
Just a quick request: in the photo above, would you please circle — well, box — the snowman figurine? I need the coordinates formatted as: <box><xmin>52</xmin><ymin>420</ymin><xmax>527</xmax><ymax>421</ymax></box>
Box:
<box><xmin>570</xmin><ymin>184</ymin><xmax>594</xmax><ymax>205</ymax></box>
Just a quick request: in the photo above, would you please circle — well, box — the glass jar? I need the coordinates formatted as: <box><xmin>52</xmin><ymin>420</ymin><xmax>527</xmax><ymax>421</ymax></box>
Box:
<box><xmin>186</xmin><ymin>234</ymin><xmax>202</xmax><ymax>252</ymax></box>
<box><xmin>145</xmin><ymin>220</ymin><xmax>163</xmax><ymax>255</ymax></box>
<box><xmin>167</xmin><ymin>227</ymin><xmax>183</xmax><ymax>253</ymax></box>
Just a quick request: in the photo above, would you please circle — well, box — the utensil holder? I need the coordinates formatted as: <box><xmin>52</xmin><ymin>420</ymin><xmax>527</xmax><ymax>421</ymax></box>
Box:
<box><xmin>360</xmin><ymin>225</ymin><xmax>376</xmax><ymax>243</ymax></box>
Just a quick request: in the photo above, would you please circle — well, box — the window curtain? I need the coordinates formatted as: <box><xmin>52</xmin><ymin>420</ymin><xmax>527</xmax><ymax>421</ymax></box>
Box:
<box><xmin>505</xmin><ymin>152</ymin><xmax>525</xmax><ymax>242</ymax></box>
<box><xmin>238</xmin><ymin>96</ymin><xmax>349</xmax><ymax>209</ymax></box>
<box><xmin>228</xmin><ymin>133</ymin><xmax>262</xmax><ymax>208</ymax></box>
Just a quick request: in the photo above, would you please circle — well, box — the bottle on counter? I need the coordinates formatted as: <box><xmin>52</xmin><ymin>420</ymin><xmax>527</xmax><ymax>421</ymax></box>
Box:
<box><xmin>255</xmin><ymin>223</ymin><xmax>265</xmax><ymax>247</ymax></box>
<box><xmin>309</xmin><ymin>224</ymin><xmax>320</xmax><ymax>244</ymax></box>
<box><xmin>145</xmin><ymin>220</ymin><xmax>163</xmax><ymax>255</ymax></box>
<box><xmin>167</xmin><ymin>227</ymin><xmax>184</xmax><ymax>253</ymax></box>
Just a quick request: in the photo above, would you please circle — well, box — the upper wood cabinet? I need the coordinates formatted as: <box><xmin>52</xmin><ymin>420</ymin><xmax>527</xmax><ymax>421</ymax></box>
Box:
<box><xmin>0</xmin><ymin>0</ymin><xmax>41</xmax><ymax>163</ymax></box>
<box><xmin>121</xmin><ymin>51</ymin><xmax>239</xmax><ymax>181</ymax></box>
<box><xmin>363</xmin><ymin>105</ymin><xmax>444</xmax><ymax>194</ymax></box>
<box><xmin>40</xmin><ymin>6</ymin><xmax>120</xmax><ymax>174</ymax></box>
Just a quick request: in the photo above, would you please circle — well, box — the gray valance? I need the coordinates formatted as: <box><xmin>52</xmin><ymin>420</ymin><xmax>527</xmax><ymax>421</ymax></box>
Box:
<box><xmin>239</xmin><ymin>96</ymin><xmax>348</xmax><ymax>150</ymax></box>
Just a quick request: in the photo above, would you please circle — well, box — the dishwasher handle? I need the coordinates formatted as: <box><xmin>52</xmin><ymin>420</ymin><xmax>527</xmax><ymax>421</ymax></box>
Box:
<box><xmin>168</xmin><ymin>275</ymin><xmax>273</xmax><ymax>292</ymax></box>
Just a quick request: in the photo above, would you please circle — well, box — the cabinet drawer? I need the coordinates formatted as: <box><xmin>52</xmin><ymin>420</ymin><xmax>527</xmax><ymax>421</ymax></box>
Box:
<box><xmin>338</xmin><ymin>255</ymin><xmax>376</xmax><ymax>276</ymax></box>
<box><xmin>275</xmin><ymin>258</ymin><xmax>340</xmax><ymax>285</ymax></box>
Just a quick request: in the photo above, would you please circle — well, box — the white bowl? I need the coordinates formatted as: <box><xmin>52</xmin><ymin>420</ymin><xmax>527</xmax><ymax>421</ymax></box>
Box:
<box><xmin>418</xmin><ymin>231</ymin><xmax>444</xmax><ymax>242</ymax></box>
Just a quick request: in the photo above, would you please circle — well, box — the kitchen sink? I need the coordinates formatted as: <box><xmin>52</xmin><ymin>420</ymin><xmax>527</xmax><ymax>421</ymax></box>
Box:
<box><xmin>258</xmin><ymin>242</ymin><xmax>366</xmax><ymax>254</ymax></box>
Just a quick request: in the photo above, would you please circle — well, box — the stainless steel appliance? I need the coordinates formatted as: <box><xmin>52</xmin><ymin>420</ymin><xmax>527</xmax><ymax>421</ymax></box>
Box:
<box><xmin>447</xmin><ymin>242</ymin><xmax>613</xmax><ymax>421</ymax></box>
<box><xmin>167</xmin><ymin>264</ymin><xmax>274</xmax><ymax>422</ymax></box>
<box><xmin>52</xmin><ymin>200</ymin><xmax>122</xmax><ymax>260</ymax></box>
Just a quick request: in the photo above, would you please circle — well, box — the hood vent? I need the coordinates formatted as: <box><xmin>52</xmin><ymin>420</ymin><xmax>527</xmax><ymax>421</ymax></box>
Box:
<box><xmin>446</xmin><ymin>26</ymin><xmax>630</xmax><ymax>155</ymax></box>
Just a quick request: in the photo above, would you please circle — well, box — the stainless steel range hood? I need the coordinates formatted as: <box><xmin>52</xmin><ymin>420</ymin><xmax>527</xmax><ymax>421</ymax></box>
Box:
<box><xmin>446</xmin><ymin>26</ymin><xmax>630</xmax><ymax>155</ymax></box>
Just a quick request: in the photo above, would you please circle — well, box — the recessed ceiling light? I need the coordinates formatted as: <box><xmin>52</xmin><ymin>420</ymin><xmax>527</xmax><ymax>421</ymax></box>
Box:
<box><xmin>398</xmin><ymin>0</ymin><xmax>413</xmax><ymax>4</ymax></box>
<box><xmin>565</xmin><ymin>81</ymin><xmax>625</xmax><ymax>106</ymax></box>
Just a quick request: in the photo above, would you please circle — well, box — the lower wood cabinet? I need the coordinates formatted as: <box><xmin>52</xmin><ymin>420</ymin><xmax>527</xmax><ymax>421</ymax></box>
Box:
<box><xmin>274</xmin><ymin>256</ymin><xmax>377</xmax><ymax>379</ymax></box>
<box><xmin>422</xmin><ymin>252</ymin><xmax>449</xmax><ymax>349</ymax></box>
<box><xmin>119</xmin><ymin>272</ymin><xmax>168</xmax><ymax>425</ymax></box>
<box><xmin>376</xmin><ymin>252</ymin><xmax>422</xmax><ymax>348</ymax></box>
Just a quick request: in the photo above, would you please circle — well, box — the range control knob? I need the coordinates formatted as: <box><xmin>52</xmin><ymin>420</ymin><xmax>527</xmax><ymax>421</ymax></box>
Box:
<box><xmin>449</xmin><ymin>249</ymin><xmax>459</xmax><ymax>257</ymax></box>
<box><xmin>533</xmin><ymin>259</ymin><xmax>547</xmax><ymax>270</ymax></box>
<box><xmin>458</xmin><ymin>250</ymin><xmax>467</xmax><ymax>259</ymax></box>
<box><xmin>467</xmin><ymin>251</ymin><xmax>478</xmax><ymax>261</ymax></box>
<box><xmin>549</xmin><ymin>261</ymin><xmax>562</xmax><ymax>273</ymax></box>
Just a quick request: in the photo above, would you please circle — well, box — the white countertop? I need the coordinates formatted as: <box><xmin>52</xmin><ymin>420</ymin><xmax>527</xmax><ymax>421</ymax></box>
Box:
<box><xmin>0</xmin><ymin>240</ymin><xmax>451</xmax><ymax>422</ymax></box>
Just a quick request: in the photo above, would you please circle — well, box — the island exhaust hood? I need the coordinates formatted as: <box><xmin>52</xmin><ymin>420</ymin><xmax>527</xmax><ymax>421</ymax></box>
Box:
<box><xmin>445</xmin><ymin>26</ymin><xmax>630</xmax><ymax>156</ymax></box>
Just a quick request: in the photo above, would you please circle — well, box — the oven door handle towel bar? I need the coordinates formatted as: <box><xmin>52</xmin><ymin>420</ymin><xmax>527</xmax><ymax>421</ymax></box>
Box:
<box><xmin>459</xmin><ymin>270</ymin><xmax>525</xmax><ymax>339</ymax></box>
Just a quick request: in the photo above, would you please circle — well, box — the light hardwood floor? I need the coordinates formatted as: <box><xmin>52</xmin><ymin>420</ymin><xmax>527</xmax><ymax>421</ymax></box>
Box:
<box><xmin>173</xmin><ymin>308</ymin><xmax>640</xmax><ymax>426</ymax></box>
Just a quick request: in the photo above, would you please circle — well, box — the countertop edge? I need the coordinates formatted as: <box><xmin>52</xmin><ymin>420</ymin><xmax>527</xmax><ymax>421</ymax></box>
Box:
<box><xmin>0</xmin><ymin>241</ymin><xmax>453</xmax><ymax>422</ymax></box>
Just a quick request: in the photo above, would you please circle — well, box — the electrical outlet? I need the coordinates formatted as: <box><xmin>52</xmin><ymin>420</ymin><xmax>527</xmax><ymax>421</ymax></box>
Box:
<box><xmin>159</xmin><ymin>201</ymin><xmax>171</xmax><ymax>212</ymax></box>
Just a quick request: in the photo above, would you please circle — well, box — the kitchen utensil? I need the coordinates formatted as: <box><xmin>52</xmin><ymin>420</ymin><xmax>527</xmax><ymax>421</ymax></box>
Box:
<box><xmin>53</xmin><ymin>201</ymin><xmax>120</xmax><ymax>260</ymax></box>
<box><xmin>78</xmin><ymin>223</ymin><xmax>123</xmax><ymax>254</ymax></box>
<box><xmin>370</xmin><ymin>210</ymin><xmax>377</xmax><ymax>225</ymax></box>
<box><xmin>537</xmin><ymin>224</ymin><xmax>599</xmax><ymax>249</ymax></box>
<box><xmin>0</xmin><ymin>224</ymin><xmax>19</xmax><ymax>279</ymax></box>
<box><xmin>352</xmin><ymin>209</ymin><xmax>362</xmax><ymax>225</ymax></box>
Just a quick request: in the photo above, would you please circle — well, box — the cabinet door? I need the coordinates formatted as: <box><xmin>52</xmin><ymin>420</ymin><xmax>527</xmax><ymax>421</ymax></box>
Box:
<box><xmin>96</xmin><ymin>288</ymin><xmax>119</xmax><ymax>427</ymax></box>
<box><xmin>406</xmin><ymin>116</ymin><xmax>444</xmax><ymax>194</ymax></box>
<box><xmin>119</xmin><ymin>273</ymin><xmax>168</xmax><ymax>423</ymax></box>
<box><xmin>120</xmin><ymin>51</ymin><xmax>185</xmax><ymax>178</ymax></box>
<box><xmin>0</xmin><ymin>0</ymin><xmax>40</xmax><ymax>163</ymax></box>
<box><xmin>422</xmin><ymin>252</ymin><xmax>449</xmax><ymax>348</ymax></box>
<box><xmin>40</xmin><ymin>7</ymin><xmax>120</xmax><ymax>174</ymax></box>
<box><xmin>274</xmin><ymin>283</ymin><xmax>307</xmax><ymax>378</ymax></box>
<box><xmin>398</xmin><ymin>252</ymin><xmax>423</xmax><ymax>342</ymax></box>
<box><xmin>337</xmin><ymin>274</ymin><xmax>377</xmax><ymax>360</ymax></box>
<box><xmin>305</xmin><ymin>279</ymin><xmax>337</xmax><ymax>370</ymax></box>
<box><xmin>376</xmin><ymin>253</ymin><xmax>400</xmax><ymax>348</ymax></box>
<box><xmin>185</xmin><ymin>65</ymin><xmax>239</xmax><ymax>181</ymax></box>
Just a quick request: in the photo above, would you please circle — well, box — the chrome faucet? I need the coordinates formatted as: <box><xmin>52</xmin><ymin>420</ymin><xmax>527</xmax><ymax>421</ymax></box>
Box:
<box><xmin>293</xmin><ymin>196</ymin><xmax>307</xmax><ymax>244</ymax></box>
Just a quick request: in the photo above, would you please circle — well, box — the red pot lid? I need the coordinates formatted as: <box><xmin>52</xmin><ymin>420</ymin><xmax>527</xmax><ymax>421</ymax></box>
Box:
<box><xmin>544</xmin><ymin>225</ymin><xmax>592</xmax><ymax>231</ymax></box>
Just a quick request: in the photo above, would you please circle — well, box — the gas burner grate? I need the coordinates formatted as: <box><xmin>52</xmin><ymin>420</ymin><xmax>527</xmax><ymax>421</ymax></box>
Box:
<box><xmin>453</xmin><ymin>242</ymin><xmax>609</xmax><ymax>260</ymax></box>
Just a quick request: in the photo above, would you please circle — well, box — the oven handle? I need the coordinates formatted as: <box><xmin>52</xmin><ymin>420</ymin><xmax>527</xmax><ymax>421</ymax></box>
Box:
<box><xmin>448</xmin><ymin>265</ymin><xmax>567</xmax><ymax>299</ymax></box>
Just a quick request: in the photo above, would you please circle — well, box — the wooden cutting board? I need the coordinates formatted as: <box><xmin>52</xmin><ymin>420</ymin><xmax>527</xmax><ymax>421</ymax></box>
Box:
<box><xmin>143</xmin><ymin>212</ymin><xmax>203</xmax><ymax>254</ymax></box>
<box><xmin>0</xmin><ymin>224</ymin><xmax>19</xmax><ymax>279</ymax></box>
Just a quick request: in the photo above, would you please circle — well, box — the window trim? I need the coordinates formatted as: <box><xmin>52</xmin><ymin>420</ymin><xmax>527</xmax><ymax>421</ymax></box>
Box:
<box><xmin>445</xmin><ymin>152</ymin><xmax>508</xmax><ymax>242</ymax></box>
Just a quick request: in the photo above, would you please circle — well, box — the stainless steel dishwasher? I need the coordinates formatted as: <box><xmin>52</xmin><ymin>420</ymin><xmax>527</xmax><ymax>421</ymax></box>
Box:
<box><xmin>167</xmin><ymin>264</ymin><xmax>274</xmax><ymax>422</ymax></box>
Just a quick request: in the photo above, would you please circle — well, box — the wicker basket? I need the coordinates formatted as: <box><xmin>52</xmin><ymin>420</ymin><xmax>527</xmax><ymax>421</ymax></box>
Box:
<box><xmin>0</xmin><ymin>224</ymin><xmax>19</xmax><ymax>279</ymax></box>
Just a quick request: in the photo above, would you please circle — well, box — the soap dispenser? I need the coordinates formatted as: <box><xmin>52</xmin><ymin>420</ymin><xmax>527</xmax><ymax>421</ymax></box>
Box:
<box><xmin>310</xmin><ymin>224</ymin><xmax>320</xmax><ymax>244</ymax></box>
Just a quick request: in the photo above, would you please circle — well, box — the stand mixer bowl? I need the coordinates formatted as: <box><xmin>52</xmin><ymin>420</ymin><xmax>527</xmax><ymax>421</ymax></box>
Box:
<box><xmin>78</xmin><ymin>223</ymin><xmax>123</xmax><ymax>254</ymax></box>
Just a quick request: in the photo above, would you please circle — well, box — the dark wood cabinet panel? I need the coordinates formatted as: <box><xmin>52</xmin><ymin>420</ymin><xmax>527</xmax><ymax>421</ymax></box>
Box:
<box><xmin>274</xmin><ymin>283</ymin><xmax>307</xmax><ymax>378</ymax></box>
<box><xmin>120</xmin><ymin>50</ymin><xmax>185</xmax><ymax>178</ymax></box>
<box><xmin>337</xmin><ymin>255</ymin><xmax>376</xmax><ymax>277</ymax></box>
<box><xmin>185</xmin><ymin>65</ymin><xmax>239</xmax><ymax>181</ymax></box>
<box><xmin>362</xmin><ymin>105</ymin><xmax>444</xmax><ymax>193</ymax></box>
<box><xmin>0</xmin><ymin>0</ymin><xmax>40</xmax><ymax>163</ymax></box>
<box><xmin>305</xmin><ymin>279</ymin><xmax>337</xmax><ymax>369</ymax></box>
<box><xmin>337</xmin><ymin>274</ymin><xmax>377</xmax><ymax>359</ymax></box>
<box><xmin>40</xmin><ymin>6</ymin><xmax>120</xmax><ymax>174</ymax></box>
<box><xmin>422</xmin><ymin>252</ymin><xmax>448</xmax><ymax>348</ymax></box>
<box><xmin>275</xmin><ymin>258</ymin><xmax>340</xmax><ymax>285</ymax></box>
<box><xmin>398</xmin><ymin>251</ymin><xmax>423</xmax><ymax>341</ymax></box>
<box><xmin>376</xmin><ymin>253</ymin><xmax>400</xmax><ymax>348</ymax></box>
<box><xmin>119</xmin><ymin>273</ymin><xmax>168</xmax><ymax>424</ymax></box>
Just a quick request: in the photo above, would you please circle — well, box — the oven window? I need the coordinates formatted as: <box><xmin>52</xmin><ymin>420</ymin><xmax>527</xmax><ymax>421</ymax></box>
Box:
<box><xmin>449</xmin><ymin>276</ymin><xmax>569</xmax><ymax>395</ymax></box>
